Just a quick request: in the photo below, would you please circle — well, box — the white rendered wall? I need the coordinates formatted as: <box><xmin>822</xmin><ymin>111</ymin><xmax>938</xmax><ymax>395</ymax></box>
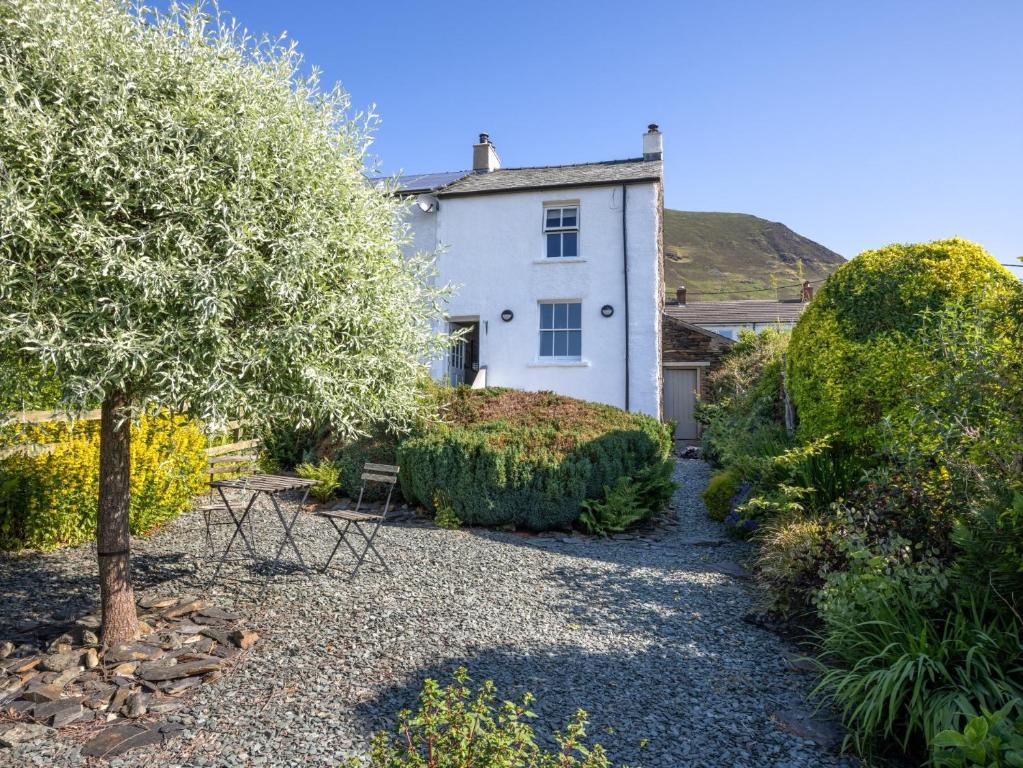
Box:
<box><xmin>421</xmin><ymin>183</ymin><xmax>661</xmax><ymax>417</ymax></box>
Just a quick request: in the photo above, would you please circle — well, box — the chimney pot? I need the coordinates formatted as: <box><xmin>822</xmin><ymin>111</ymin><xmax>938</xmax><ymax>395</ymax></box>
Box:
<box><xmin>473</xmin><ymin>132</ymin><xmax>501</xmax><ymax>173</ymax></box>
<box><xmin>643</xmin><ymin>124</ymin><xmax>663</xmax><ymax>161</ymax></box>
<box><xmin>676</xmin><ymin>285</ymin><xmax>687</xmax><ymax>305</ymax></box>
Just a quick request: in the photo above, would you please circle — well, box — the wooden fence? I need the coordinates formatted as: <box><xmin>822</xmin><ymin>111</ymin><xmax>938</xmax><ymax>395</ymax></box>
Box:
<box><xmin>0</xmin><ymin>411</ymin><xmax>247</xmax><ymax>461</ymax></box>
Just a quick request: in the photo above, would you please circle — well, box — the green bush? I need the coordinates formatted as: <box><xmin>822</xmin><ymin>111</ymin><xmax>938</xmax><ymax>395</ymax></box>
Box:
<box><xmin>259</xmin><ymin>418</ymin><xmax>330</xmax><ymax>472</ymax></box>
<box><xmin>397</xmin><ymin>388</ymin><xmax>672</xmax><ymax>531</ymax></box>
<box><xmin>0</xmin><ymin>413</ymin><xmax>207</xmax><ymax>550</ymax></box>
<box><xmin>754</xmin><ymin>515</ymin><xmax>827</xmax><ymax>617</ymax></box>
<box><xmin>354</xmin><ymin>668</ymin><xmax>610</xmax><ymax>768</ymax></box>
<box><xmin>702</xmin><ymin>469</ymin><xmax>741</xmax><ymax>521</ymax></box>
<box><xmin>578</xmin><ymin>461</ymin><xmax>675</xmax><ymax>536</ymax></box>
<box><xmin>336</xmin><ymin>432</ymin><xmax>400</xmax><ymax>501</ymax></box>
<box><xmin>295</xmin><ymin>459</ymin><xmax>342</xmax><ymax>503</ymax></box>
<box><xmin>788</xmin><ymin>238</ymin><xmax>1021</xmax><ymax>459</ymax></box>
<box><xmin>814</xmin><ymin>574</ymin><xmax>1023</xmax><ymax>759</ymax></box>
<box><xmin>932</xmin><ymin>703</ymin><xmax>1023</xmax><ymax>768</ymax></box>
<box><xmin>698</xmin><ymin>328</ymin><xmax>790</xmax><ymax>470</ymax></box>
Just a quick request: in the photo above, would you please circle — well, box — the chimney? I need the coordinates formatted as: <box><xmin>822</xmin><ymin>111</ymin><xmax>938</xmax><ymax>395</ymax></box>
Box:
<box><xmin>473</xmin><ymin>132</ymin><xmax>501</xmax><ymax>173</ymax></box>
<box><xmin>643</xmin><ymin>124</ymin><xmax>663</xmax><ymax>161</ymax></box>
<box><xmin>801</xmin><ymin>280</ymin><xmax>814</xmax><ymax>303</ymax></box>
<box><xmin>676</xmin><ymin>285</ymin><xmax>687</xmax><ymax>305</ymax></box>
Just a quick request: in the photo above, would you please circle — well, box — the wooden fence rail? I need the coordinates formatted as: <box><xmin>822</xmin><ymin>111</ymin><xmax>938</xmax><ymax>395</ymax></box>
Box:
<box><xmin>1</xmin><ymin>411</ymin><xmax>249</xmax><ymax>459</ymax></box>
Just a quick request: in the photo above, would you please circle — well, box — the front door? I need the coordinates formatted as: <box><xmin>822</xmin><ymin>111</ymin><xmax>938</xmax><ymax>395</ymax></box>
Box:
<box><xmin>448</xmin><ymin>321</ymin><xmax>479</xmax><ymax>386</ymax></box>
<box><xmin>663</xmin><ymin>367</ymin><xmax>699</xmax><ymax>440</ymax></box>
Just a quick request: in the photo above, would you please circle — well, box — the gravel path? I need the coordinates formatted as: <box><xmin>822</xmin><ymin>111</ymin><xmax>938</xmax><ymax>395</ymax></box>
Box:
<box><xmin>2</xmin><ymin>460</ymin><xmax>852</xmax><ymax>768</ymax></box>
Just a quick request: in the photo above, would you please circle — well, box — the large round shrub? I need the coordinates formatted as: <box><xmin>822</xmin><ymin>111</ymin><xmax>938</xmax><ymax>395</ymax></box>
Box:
<box><xmin>397</xmin><ymin>388</ymin><xmax>672</xmax><ymax>530</ymax></box>
<box><xmin>787</xmin><ymin>238</ymin><xmax>1021</xmax><ymax>456</ymax></box>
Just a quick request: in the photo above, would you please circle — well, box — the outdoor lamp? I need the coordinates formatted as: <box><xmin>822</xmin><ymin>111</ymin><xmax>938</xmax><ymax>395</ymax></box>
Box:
<box><xmin>601</xmin><ymin>304</ymin><xmax>614</xmax><ymax>317</ymax></box>
<box><xmin>500</xmin><ymin>309</ymin><xmax>514</xmax><ymax>322</ymax></box>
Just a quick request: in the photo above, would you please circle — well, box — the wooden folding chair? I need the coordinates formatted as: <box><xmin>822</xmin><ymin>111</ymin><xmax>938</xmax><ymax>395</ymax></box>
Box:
<box><xmin>314</xmin><ymin>462</ymin><xmax>399</xmax><ymax>578</ymax></box>
<box><xmin>199</xmin><ymin>437</ymin><xmax>261</xmax><ymax>553</ymax></box>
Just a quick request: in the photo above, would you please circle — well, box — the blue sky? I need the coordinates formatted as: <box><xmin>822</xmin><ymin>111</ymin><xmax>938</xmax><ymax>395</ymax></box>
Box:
<box><xmin>212</xmin><ymin>0</ymin><xmax>1021</xmax><ymax>264</ymax></box>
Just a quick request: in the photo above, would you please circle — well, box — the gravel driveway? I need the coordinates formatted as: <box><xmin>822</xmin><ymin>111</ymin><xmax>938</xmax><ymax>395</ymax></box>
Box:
<box><xmin>2</xmin><ymin>460</ymin><xmax>851</xmax><ymax>768</ymax></box>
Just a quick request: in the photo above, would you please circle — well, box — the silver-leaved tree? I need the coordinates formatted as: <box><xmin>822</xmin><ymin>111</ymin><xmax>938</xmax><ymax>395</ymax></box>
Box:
<box><xmin>0</xmin><ymin>0</ymin><xmax>446</xmax><ymax>641</ymax></box>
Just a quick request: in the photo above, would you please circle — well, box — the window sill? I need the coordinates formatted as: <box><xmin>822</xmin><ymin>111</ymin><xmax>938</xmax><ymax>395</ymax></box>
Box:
<box><xmin>533</xmin><ymin>258</ymin><xmax>586</xmax><ymax>265</ymax></box>
<box><xmin>527</xmin><ymin>359</ymin><xmax>590</xmax><ymax>368</ymax></box>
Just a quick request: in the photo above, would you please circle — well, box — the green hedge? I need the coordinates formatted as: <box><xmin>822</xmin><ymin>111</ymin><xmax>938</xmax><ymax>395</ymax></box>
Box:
<box><xmin>788</xmin><ymin>238</ymin><xmax>1021</xmax><ymax>457</ymax></box>
<box><xmin>397</xmin><ymin>388</ymin><xmax>672</xmax><ymax>530</ymax></box>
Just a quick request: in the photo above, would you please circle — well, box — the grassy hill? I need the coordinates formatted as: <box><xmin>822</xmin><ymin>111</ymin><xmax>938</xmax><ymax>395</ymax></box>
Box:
<box><xmin>663</xmin><ymin>211</ymin><xmax>845</xmax><ymax>301</ymax></box>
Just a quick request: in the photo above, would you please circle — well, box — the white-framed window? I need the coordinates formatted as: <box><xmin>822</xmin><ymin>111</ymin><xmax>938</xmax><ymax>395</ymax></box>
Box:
<box><xmin>539</xmin><ymin>301</ymin><xmax>582</xmax><ymax>359</ymax></box>
<box><xmin>543</xmin><ymin>206</ymin><xmax>579</xmax><ymax>258</ymax></box>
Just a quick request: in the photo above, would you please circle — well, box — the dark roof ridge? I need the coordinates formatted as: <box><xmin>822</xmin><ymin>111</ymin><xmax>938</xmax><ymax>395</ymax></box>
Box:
<box><xmin>485</xmin><ymin>157</ymin><xmax>649</xmax><ymax>173</ymax></box>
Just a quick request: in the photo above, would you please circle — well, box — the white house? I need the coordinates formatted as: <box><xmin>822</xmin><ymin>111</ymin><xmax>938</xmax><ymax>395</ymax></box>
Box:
<box><xmin>387</xmin><ymin>127</ymin><xmax>665</xmax><ymax>418</ymax></box>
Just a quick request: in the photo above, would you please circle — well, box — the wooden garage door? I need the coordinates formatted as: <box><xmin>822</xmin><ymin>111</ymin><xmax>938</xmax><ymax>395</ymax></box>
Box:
<box><xmin>663</xmin><ymin>367</ymin><xmax>699</xmax><ymax>440</ymax></box>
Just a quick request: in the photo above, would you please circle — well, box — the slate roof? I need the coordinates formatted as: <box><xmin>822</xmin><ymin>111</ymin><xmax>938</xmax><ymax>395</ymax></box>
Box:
<box><xmin>663</xmin><ymin>300</ymin><xmax>807</xmax><ymax>325</ymax></box>
<box><xmin>438</xmin><ymin>158</ymin><xmax>662</xmax><ymax>197</ymax></box>
<box><xmin>370</xmin><ymin>170</ymin><xmax>471</xmax><ymax>194</ymax></box>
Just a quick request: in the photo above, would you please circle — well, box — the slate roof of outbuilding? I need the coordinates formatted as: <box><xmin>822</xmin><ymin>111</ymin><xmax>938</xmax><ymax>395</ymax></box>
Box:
<box><xmin>663</xmin><ymin>300</ymin><xmax>807</xmax><ymax>325</ymax></box>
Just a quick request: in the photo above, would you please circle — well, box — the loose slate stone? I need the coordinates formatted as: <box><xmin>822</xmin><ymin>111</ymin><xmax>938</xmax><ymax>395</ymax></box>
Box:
<box><xmin>109</xmin><ymin>685</ymin><xmax>133</xmax><ymax>713</ymax></box>
<box><xmin>7</xmin><ymin>657</ymin><xmax>40</xmax><ymax>674</ymax></box>
<box><xmin>83</xmin><ymin>648</ymin><xmax>100</xmax><ymax>669</ymax></box>
<box><xmin>197</xmin><ymin>606</ymin><xmax>242</xmax><ymax>622</ymax></box>
<box><xmin>106</xmin><ymin>643</ymin><xmax>163</xmax><ymax>663</ymax></box>
<box><xmin>163</xmin><ymin>598</ymin><xmax>208</xmax><ymax>619</ymax></box>
<box><xmin>138</xmin><ymin>595</ymin><xmax>179</xmax><ymax>610</ymax></box>
<box><xmin>21</xmin><ymin>684</ymin><xmax>64</xmax><ymax>703</ymax></box>
<box><xmin>159</xmin><ymin>675</ymin><xmax>203</xmax><ymax>695</ymax></box>
<box><xmin>7</xmin><ymin>699</ymin><xmax>35</xmax><ymax>715</ymax></box>
<box><xmin>111</xmin><ymin>662</ymin><xmax>139</xmax><ymax>677</ymax></box>
<box><xmin>230</xmin><ymin>630</ymin><xmax>260</xmax><ymax>650</ymax></box>
<box><xmin>34</xmin><ymin>696</ymin><xmax>85</xmax><ymax>727</ymax></box>
<box><xmin>81</xmin><ymin>724</ymin><xmax>163</xmax><ymax>758</ymax></box>
<box><xmin>137</xmin><ymin>657</ymin><xmax>223</xmax><ymax>682</ymax></box>
<box><xmin>51</xmin><ymin>667</ymin><xmax>81</xmax><ymax>687</ymax></box>
<box><xmin>75</xmin><ymin>614</ymin><xmax>102</xmax><ymax>629</ymax></box>
<box><xmin>0</xmin><ymin>641</ymin><xmax>14</xmax><ymax>659</ymax></box>
<box><xmin>199</xmin><ymin>627</ymin><xmax>230</xmax><ymax>646</ymax></box>
<box><xmin>0</xmin><ymin>721</ymin><xmax>53</xmax><ymax>747</ymax></box>
<box><xmin>84</xmin><ymin>685</ymin><xmax>116</xmax><ymax>709</ymax></box>
<box><xmin>78</xmin><ymin>629</ymin><xmax>100</xmax><ymax>646</ymax></box>
<box><xmin>138</xmin><ymin>658</ymin><xmax>178</xmax><ymax>677</ymax></box>
<box><xmin>121</xmin><ymin>691</ymin><xmax>148</xmax><ymax>719</ymax></box>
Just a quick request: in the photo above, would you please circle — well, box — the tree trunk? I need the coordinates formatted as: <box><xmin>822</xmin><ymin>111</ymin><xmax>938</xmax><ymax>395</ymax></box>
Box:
<box><xmin>97</xmin><ymin>390</ymin><xmax>139</xmax><ymax>644</ymax></box>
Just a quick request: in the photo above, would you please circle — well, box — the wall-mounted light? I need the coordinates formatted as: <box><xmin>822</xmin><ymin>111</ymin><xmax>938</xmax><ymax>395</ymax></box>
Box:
<box><xmin>601</xmin><ymin>304</ymin><xmax>614</xmax><ymax>318</ymax></box>
<box><xmin>500</xmin><ymin>309</ymin><xmax>514</xmax><ymax>322</ymax></box>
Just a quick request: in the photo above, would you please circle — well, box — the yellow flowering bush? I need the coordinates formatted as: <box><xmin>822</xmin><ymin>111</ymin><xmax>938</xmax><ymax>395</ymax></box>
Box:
<box><xmin>0</xmin><ymin>414</ymin><xmax>206</xmax><ymax>551</ymax></box>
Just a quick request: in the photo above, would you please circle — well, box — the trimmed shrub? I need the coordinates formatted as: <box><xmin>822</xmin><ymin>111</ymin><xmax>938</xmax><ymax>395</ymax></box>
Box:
<box><xmin>336</xmin><ymin>432</ymin><xmax>400</xmax><ymax>501</ymax></box>
<box><xmin>787</xmin><ymin>238</ymin><xmax>1021</xmax><ymax>458</ymax></box>
<box><xmin>0</xmin><ymin>413</ymin><xmax>206</xmax><ymax>550</ymax></box>
<box><xmin>702</xmin><ymin>469</ymin><xmax>741</xmax><ymax>521</ymax></box>
<box><xmin>397</xmin><ymin>388</ymin><xmax>672</xmax><ymax>531</ymax></box>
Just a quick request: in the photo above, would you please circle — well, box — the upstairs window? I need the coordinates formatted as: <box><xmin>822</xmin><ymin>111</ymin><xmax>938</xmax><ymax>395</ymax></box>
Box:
<box><xmin>539</xmin><ymin>301</ymin><xmax>582</xmax><ymax>359</ymax></box>
<box><xmin>544</xmin><ymin>206</ymin><xmax>578</xmax><ymax>258</ymax></box>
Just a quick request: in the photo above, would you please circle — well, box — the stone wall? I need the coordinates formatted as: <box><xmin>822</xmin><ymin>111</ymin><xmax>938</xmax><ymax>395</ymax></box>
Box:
<box><xmin>661</xmin><ymin>315</ymin><xmax>732</xmax><ymax>400</ymax></box>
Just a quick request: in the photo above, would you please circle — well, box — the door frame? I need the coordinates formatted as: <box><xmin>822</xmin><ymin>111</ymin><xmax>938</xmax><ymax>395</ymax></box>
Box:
<box><xmin>447</xmin><ymin>316</ymin><xmax>480</xmax><ymax>386</ymax></box>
